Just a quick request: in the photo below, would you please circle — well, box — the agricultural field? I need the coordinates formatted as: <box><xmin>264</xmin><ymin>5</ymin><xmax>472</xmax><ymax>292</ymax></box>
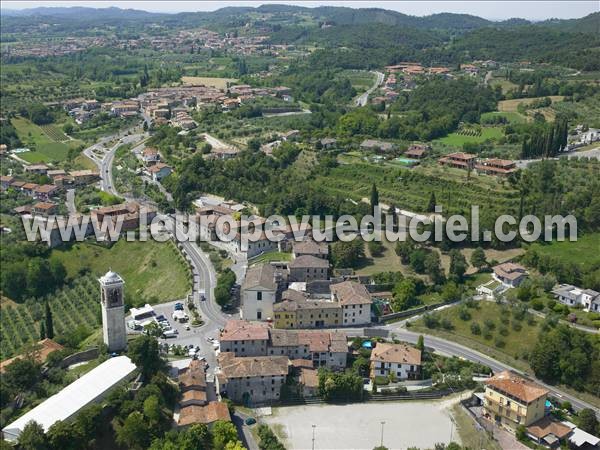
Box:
<box><xmin>40</xmin><ymin>124</ymin><xmax>69</xmax><ymax>142</ymax></box>
<box><xmin>51</xmin><ymin>239</ymin><xmax>191</xmax><ymax>303</ymax></box>
<box><xmin>434</xmin><ymin>126</ymin><xmax>504</xmax><ymax>146</ymax></box>
<box><xmin>181</xmin><ymin>76</ymin><xmax>237</xmax><ymax>89</ymax></box>
<box><xmin>498</xmin><ymin>95</ymin><xmax>565</xmax><ymax>112</ymax></box>
<box><xmin>11</xmin><ymin>116</ymin><xmax>83</xmax><ymax>163</ymax></box>
<box><xmin>411</xmin><ymin>301</ymin><xmax>543</xmax><ymax>371</ymax></box>
<box><xmin>0</xmin><ymin>274</ymin><xmax>100</xmax><ymax>359</ymax></box>
<box><xmin>313</xmin><ymin>161</ymin><xmax>520</xmax><ymax>216</ymax></box>
<box><xmin>336</xmin><ymin>69</ymin><xmax>376</xmax><ymax>91</ymax></box>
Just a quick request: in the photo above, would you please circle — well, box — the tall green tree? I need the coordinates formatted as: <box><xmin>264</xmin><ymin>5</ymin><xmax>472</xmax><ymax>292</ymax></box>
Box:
<box><xmin>470</xmin><ymin>247</ymin><xmax>487</xmax><ymax>271</ymax></box>
<box><xmin>128</xmin><ymin>335</ymin><xmax>165</xmax><ymax>380</ymax></box>
<box><xmin>44</xmin><ymin>301</ymin><xmax>54</xmax><ymax>339</ymax></box>
<box><xmin>448</xmin><ymin>250</ymin><xmax>468</xmax><ymax>282</ymax></box>
<box><xmin>18</xmin><ymin>421</ymin><xmax>48</xmax><ymax>450</ymax></box>
<box><xmin>370</xmin><ymin>183</ymin><xmax>379</xmax><ymax>216</ymax></box>
<box><xmin>427</xmin><ymin>192</ymin><xmax>437</xmax><ymax>213</ymax></box>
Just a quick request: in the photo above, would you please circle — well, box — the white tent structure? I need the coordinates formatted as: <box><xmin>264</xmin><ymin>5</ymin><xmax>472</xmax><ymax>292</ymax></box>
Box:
<box><xmin>2</xmin><ymin>356</ymin><xmax>137</xmax><ymax>442</ymax></box>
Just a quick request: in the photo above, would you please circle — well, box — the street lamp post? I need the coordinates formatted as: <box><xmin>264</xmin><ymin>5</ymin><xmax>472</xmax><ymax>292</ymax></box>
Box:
<box><xmin>380</xmin><ymin>421</ymin><xmax>386</xmax><ymax>447</ymax></box>
<box><xmin>312</xmin><ymin>424</ymin><xmax>316</xmax><ymax>450</ymax></box>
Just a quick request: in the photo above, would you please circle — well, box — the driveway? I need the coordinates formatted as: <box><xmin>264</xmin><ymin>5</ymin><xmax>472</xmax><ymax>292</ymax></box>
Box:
<box><xmin>262</xmin><ymin>398</ymin><xmax>460</xmax><ymax>450</ymax></box>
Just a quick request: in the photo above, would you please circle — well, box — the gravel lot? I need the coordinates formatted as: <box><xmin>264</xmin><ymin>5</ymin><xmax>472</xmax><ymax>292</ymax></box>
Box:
<box><xmin>263</xmin><ymin>397</ymin><xmax>461</xmax><ymax>450</ymax></box>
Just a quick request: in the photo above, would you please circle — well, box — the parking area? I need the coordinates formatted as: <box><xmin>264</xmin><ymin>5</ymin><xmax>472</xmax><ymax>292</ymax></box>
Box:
<box><xmin>127</xmin><ymin>300</ymin><xmax>222</xmax><ymax>377</ymax></box>
<box><xmin>262</xmin><ymin>397</ymin><xmax>461</xmax><ymax>450</ymax></box>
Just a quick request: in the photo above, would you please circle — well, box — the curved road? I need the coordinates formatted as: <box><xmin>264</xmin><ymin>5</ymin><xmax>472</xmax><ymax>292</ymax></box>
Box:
<box><xmin>85</xmin><ymin>123</ymin><xmax>599</xmax><ymax>417</ymax></box>
<box><xmin>354</xmin><ymin>70</ymin><xmax>384</xmax><ymax>107</ymax></box>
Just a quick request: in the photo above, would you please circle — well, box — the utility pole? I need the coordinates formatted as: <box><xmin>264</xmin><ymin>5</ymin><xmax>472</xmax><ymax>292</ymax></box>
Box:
<box><xmin>312</xmin><ymin>424</ymin><xmax>316</xmax><ymax>450</ymax></box>
<box><xmin>380</xmin><ymin>421</ymin><xmax>385</xmax><ymax>447</ymax></box>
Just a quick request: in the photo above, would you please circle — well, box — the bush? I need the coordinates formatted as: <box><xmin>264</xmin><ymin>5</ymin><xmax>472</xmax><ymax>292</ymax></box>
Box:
<box><xmin>499</xmin><ymin>326</ymin><xmax>509</xmax><ymax>336</ymax></box>
<box><xmin>458</xmin><ymin>306</ymin><xmax>471</xmax><ymax>321</ymax></box>
<box><xmin>470</xmin><ymin>322</ymin><xmax>481</xmax><ymax>335</ymax></box>
<box><xmin>441</xmin><ymin>318</ymin><xmax>454</xmax><ymax>330</ymax></box>
<box><xmin>495</xmin><ymin>337</ymin><xmax>506</xmax><ymax>348</ymax></box>
<box><xmin>531</xmin><ymin>299</ymin><xmax>544</xmax><ymax>311</ymax></box>
<box><xmin>423</xmin><ymin>314</ymin><xmax>440</xmax><ymax>329</ymax></box>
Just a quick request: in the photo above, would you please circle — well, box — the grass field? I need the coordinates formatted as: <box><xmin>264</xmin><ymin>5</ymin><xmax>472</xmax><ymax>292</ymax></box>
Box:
<box><xmin>51</xmin><ymin>239</ymin><xmax>191</xmax><ymax>302</ymax></box>
<box><xmin>337</xmin><ymin>69</ymin><xmax>376</xmax><ymax>91</ymax></box>
<box><xmin>411</xmin><ymin>302</ymin><xmax>542</xmax><ymax>371</ymax></box>
<box><xmin>498</xmin><ymin>96</ymin><xmax>565</xmax><ymax>112</ymax></box>
<box><xmin>527</xmin><ymin>232</ymin><xmax>600</xmax><ymax>271</ymax></box>
<box><xmin>249</xmin><ymin>250</ymin><xmax>292</xmax><ymax>266</ymax></box>
<box><xmin>452</xmin><ymin>404</ymin><xmax>502</xmax><ymax>450</ymax></box>
<box><xmin>435</xmin><ymin>127</ymin><xmax>504</xmax><ymax>146</ymax></box>
<box><xmin>11</xmin><ymin>117</ymin><xmax>82</xmax><ymax>163</ymax></box>
<box><xmin>181</xmin><ymin>76</ymin><xmax>237</xmax><ymax>89</ymax></box>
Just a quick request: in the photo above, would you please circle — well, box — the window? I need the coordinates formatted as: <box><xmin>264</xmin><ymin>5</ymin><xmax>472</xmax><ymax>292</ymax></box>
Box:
<box><xmin>257</xmin><ymin>291</ymin><xmax>262</xmax><ymax>301</ymax></box>
<box><xmin>257</xmin><ymin>311</ymin><xmax>262</xmax><ymax>320</ymax></box>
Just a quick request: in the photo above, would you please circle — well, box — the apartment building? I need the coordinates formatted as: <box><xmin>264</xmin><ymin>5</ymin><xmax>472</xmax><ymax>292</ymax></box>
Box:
<box><xmin>483</xmin><ymin>371</ymin><xmax>549</xmax><ymax>430</ymax></box>
<box><xmin>218</xmin><ymin>320</ymin><xmax>270</xmax><ymax>357</ymax></box>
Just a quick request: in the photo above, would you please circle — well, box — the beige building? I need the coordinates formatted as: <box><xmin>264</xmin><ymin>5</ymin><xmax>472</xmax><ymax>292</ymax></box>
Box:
<box><xmin>218</xmin><ymin>320</ymin><xmax>270</xmax><ymax>357</ymax></box>
<box><xmin>331</xmin><ymin>281</ymin><xmax>373</xmax><ymax>326</ymax></box>
<box><xmin>483</xmin><ymin>371</ymin><xmax>549</xmax><ymax>430</ymax></box>
<box><xmin>241</xmin><ymin>263</ymin><xmax>279</xmax><ymax>321</ymax></box>
<box><xmin>216</xmin><ymin>352</ymin><xmax>290</xmax><ymax>404</ymax></box>
<box><xmin>370</xmin><ymin>343</ymin><xmax>421</xmax><ymax>380</ymax></box>
<box><xmin>219</xmin><ymin>320</ymin><xmax>347</xmax><ymax>370</ymax></box>
<box><xmin>273</xmin><ymin>289</ymin><xmax>342</xmax><ymax>329</ymax></box>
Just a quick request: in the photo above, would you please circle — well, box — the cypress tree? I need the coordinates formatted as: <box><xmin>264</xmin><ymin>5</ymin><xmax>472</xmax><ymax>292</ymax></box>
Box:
<box><xmin>39</xmin><ymin>322</ymin><xmax>46</xmax><ymax>341</ymax></box>
<box><xmin>427</xmin><ymin>192</ymin><xmax>437</xmax><ymax>213</ymax></box>
<box><xmin>45</xmin><ymin>301</ymin><xmax>54</xmax><ymax>339</ymax></box>
<box><xmin>370</xmin><ymin>183</ymin><xmax>379</xmax><ymax>215</ymax></box>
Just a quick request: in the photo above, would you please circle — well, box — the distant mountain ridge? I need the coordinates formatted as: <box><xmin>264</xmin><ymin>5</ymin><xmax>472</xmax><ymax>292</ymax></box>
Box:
<box><xmin>0</xmin><ymin>4</ymin><xmax>597</xmax><ymax>33</ymax></box>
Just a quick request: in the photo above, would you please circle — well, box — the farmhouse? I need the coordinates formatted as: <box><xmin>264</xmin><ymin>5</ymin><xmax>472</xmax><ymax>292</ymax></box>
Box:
<box><xmin>292</xmin><ymin>240</ymin><xmax>328</xmax><ymax>259</ymax></box>
<box><xmin>438</xmin><ymin>152</ymin><xmax>477</xmax><ymax>170</ymax></box>
<box><xmin>475</xmin><ymin>158</ymin><xmax>517</xmax><ymax>177</ymax></box>
<box><xmin>405</xmin><ymin>144</ymin><xmax>430</xmax><ymax>159</ymax></box>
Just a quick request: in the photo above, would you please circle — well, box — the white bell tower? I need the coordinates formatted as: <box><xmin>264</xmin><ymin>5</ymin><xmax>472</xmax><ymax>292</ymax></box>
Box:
<box><xmin>99</xmin><ymin>270</ymin><xmax>127</xmax><ymax>352</ymax></box>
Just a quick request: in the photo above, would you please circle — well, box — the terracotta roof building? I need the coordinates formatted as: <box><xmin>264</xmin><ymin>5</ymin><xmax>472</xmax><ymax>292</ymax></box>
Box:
<box><xmin>483</xmin><ymin>371</ymin><xmax>549</xmax><ymax>429</ymax></box>
<box><xmin>370</xmin><ymin>343</ymin><xmax>421</xmax><ymax>380</ymax></box>
<box><xmin>475</xmin><ymin>158</ymin><xmax>517</xmax><ymax>177</ymax></box>
<box><xmin>438</xmin><ymin>152</ymin><xmax>477</xmax><ymax>170</ymax></box>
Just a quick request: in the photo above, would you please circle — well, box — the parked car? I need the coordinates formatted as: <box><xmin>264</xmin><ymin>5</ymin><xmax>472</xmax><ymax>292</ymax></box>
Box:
<box><xmin>244</xmin><ymin>417</ymin><xmax>256</xmax><ymax>426</ymax></box>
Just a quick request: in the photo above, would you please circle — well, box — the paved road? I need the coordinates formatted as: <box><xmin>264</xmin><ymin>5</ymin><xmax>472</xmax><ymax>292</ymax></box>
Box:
<box><xmin>381</xmin><ymin>326</ymin><xmax>599</xmax><ymax>414</ymax></box>
<box><xmin>202</xmin><ymin>133</ymin><xmax>237</xmax><ymax>151</ymax></box>
<box><xmin>354</xmin><ymin>71</ymin><xmax>384</xmax><ymax>107</ymax></box>
<box><xmin>82</xmin><ymin>127</ymin><xmax>147</xmax><ymax>195</ymax></box>
<box><xmin>515</xmin><ymin>146</ymin><xmax>600</xmax><ymax>169</ymax></box>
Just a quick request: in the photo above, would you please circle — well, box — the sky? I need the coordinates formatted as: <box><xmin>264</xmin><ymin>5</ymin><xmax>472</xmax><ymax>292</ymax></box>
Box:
<box><xmin>2</xmin><ymin>1</ymin><xmax>598</xmax><ymax>21</ymax></box>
